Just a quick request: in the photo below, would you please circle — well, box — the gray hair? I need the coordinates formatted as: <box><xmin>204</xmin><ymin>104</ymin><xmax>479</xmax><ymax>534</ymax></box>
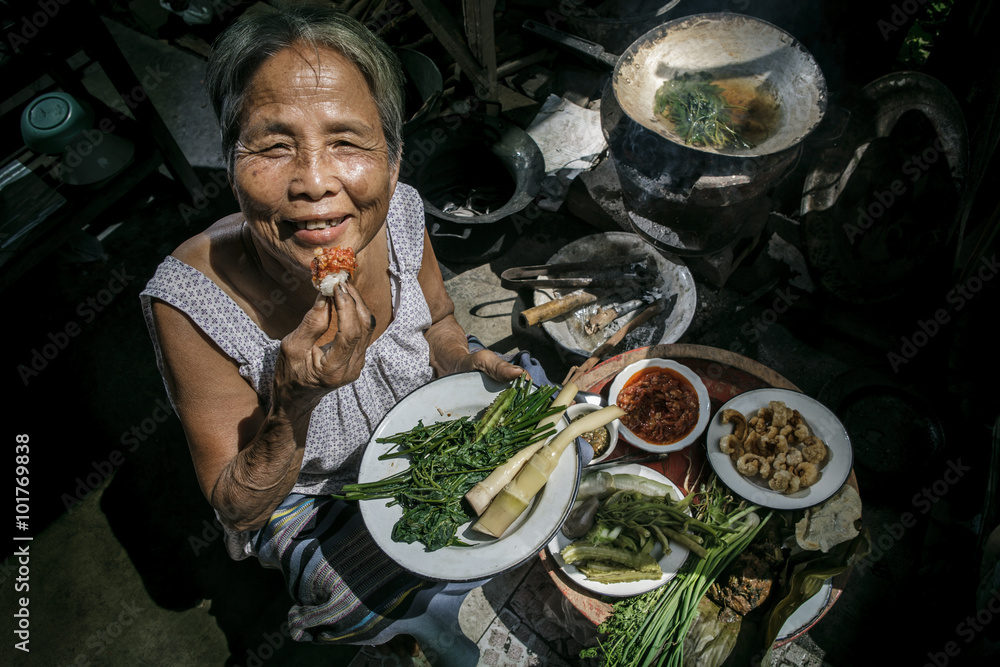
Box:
<box><xmin>206</xmin><ymin>4</ymin><xmax>405</xmax><ymax>175</ymax></box>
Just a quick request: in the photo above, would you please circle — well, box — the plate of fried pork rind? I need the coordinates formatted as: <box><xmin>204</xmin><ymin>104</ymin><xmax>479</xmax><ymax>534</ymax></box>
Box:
<box><xmin>706</xmin><ymin>388</ymin><xmax>853</xmax><ymax>510</ymax></box>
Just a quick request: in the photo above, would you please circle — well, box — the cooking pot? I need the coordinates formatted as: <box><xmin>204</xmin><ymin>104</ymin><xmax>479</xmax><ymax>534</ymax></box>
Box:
<box><xmin>396</xmin><ymin>48</ymin><xmax>443</xmax><ymax>134</ymax></box>
<box><xmin>563</xmin><ymin>0</ymin><xmax>683</xmax><ymax>55</ymax></box>
<box><xmin>525</xmin><ymin>12</ymin><xmax>827</xmax><ymax>158</ymax></box>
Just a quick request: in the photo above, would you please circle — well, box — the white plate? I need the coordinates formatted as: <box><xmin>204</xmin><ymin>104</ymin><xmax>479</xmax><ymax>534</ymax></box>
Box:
<box><xmin>547</xmin><ymin>464</ymin><xmax>690</xmax><ymax>597</ymax></box>
<box><xmin>533</xmin><ymin>232</ymin><xmax>696</xmax><ymax>358</ymax></box>
<box><xmin>358</xmin><ymin>372</ymin><xmax>580</xmax><ymax>582</ymax></box>
<box><xmin>608</xmin><ymin>359</ymin><xmax>711</xmax><ymax>453</ymax></box>
<box><xmin>706</xmin><ymin>388</ymin><xmax>854</xmax><ymax>510</ymax></box>
<box><xmin>776</xmin><ymin>579</ymin><xmax>834</xmax><ymax>644</ymax></box>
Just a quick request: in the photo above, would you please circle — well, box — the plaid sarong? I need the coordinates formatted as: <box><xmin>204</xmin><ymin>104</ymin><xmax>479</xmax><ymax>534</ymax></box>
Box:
<box><xmin>254</xmin><ymin>494</ymin><xmax>482</xmax><ymax>663</ymax></box>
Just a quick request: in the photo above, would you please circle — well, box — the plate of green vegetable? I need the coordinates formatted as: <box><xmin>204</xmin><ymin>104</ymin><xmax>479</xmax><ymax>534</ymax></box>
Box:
<box><xmin>350</xmin><ymin>372</ymin><xmax>581</xmax><ymax>582</ymax></box>
<box><xmin>547</xmin><ymin>464</ymin><xmax>692</xmax><ymax>597</ymax></box>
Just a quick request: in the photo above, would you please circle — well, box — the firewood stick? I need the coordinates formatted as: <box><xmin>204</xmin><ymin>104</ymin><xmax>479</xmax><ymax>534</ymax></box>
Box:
<box><xmin>519</xmin><ymin>290</ymin><xmax>599</xmax><ymax>327</ymax></box>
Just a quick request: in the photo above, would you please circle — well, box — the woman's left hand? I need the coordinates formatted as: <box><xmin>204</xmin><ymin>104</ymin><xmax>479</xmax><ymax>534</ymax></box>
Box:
<box><xmin>417</xmin><ymin>227</ymin><xmax>525</xmax><ymax>384</ymax></box>
<box><xmin>450</xmin><ymin>348</ymin><xmax>524</xmax><ymax>383</ymax></box>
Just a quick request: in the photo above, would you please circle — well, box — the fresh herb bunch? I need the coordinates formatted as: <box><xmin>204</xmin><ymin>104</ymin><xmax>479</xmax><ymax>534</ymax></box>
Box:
<box><xmin>581</xmin><ymin>476</ymin><xmax>772</xmax><ymax>666</ymax></box>
<box><xmin>653</xmin><ymin>73</ymin><xmax>753</xmax><ymax>151</ymax></box>
<box><xmin>335</xmin><ymin>374</ymin><xmax>562</xmax><ymax>551</ymax></box>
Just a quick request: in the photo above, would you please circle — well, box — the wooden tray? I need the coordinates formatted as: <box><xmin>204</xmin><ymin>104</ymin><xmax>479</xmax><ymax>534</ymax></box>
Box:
<box><xmin>540</xmin><ymin>343</ymin><xmax>857</xmax><ymax>646</ymax></box>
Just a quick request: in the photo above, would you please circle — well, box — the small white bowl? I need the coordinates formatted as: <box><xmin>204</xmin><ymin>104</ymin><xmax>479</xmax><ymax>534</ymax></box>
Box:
<box><xmin>607</xmin><ymin>359</ymin><xmax>710</xmax><ymax>453</ymax></box>
<box><xmin>565</xmin><ymin>403</ymin><xmax>619</xmax><ymax>465</ymax></box>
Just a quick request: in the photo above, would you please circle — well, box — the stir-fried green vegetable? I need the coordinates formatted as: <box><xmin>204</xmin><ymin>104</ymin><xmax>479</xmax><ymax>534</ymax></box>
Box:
<box><xmin>580</xmin><ymin>477</ymin><xmax>772</xmax><ymax>666</ymax></box>
<box><xmin>560</xmin><ymin>473</ymin><xmax>724</xmax><ymax>584</ymax></box>
<box><xmin>653</xmin><ymin>73</ymin><xmax>753</xmax><ymax>151</ymax></box>
<box><xmin>334</xmin><ymin>374</ymin><xmax>564</xmax><ymax>551</ymax></box>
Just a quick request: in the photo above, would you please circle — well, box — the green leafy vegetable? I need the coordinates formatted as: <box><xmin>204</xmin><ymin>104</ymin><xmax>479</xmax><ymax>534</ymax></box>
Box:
<box><xmin>334</xmin><ymin>374</ymin><xmax>562</xmax><ymax>551</ymax></box>
<box><xmin>653</xmin><ymin>73</ymin><xmax>753</xmax><ymax>151</ymax></box>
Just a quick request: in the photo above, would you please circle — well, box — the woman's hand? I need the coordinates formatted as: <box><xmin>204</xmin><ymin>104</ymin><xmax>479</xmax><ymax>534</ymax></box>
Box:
<box><xmin>151</xmin><ymin>281</ymin><xmax>377</xmax><ymax>533</ymax></box>
<box><xmin>449</xmin><ymin>348</ymin><xmax>524</xmax><ymax>383</ymax></box>
<box><xmin>416</xmin><ymin>228</ymin><xmax>527</xmax><ymax>383</ymax></box>
<box><xmin>275</xmin><ymin>284</ymin><xmax>377</xmax><ymax>415</ymax></box>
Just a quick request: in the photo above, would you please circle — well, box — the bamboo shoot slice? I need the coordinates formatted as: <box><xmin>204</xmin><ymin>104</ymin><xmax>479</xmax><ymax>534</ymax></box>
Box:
<box><xmin>473</xmin><ymin>405</ymin><xmax>625</xmax><ymax>538</ymax></box>
<box><xmin>465</xmin><ymin>383</ymin><xmax>579</xmax><ymax>515</ymax></box>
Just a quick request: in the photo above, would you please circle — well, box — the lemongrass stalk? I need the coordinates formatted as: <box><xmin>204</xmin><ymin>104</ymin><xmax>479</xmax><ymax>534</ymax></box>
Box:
<box><xmin>464</xmin><ymin>382</ymin><xmax>579</xmax><ymax>515</ymax></box>
<box><xmin>472</xmin><ymin>405</ymin><xmax>624</xmax><ymax>537</ymax></box>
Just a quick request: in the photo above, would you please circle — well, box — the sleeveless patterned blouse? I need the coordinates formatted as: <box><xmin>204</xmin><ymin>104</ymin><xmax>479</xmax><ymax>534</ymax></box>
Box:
<box><xmin>140</xmin><ymin>183</ymin><xmax>435</xmax><ymax>557</ymax></box>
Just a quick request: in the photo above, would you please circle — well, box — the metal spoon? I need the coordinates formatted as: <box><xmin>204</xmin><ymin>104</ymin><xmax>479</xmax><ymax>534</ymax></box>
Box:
<box><xmin>574</xmin><ymin>390</ymin><xmax>605</xmax><ymax>406</ymax></box>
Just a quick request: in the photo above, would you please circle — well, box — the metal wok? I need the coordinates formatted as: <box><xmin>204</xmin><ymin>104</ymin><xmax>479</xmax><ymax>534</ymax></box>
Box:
<box><xmin>526</xmin><ymin>13</ymin><xmax>828</xmax><ymax>158</ymax></box>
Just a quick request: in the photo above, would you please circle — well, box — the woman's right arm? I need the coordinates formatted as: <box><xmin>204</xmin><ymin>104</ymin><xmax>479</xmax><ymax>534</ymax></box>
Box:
<box><xmin>151</xmin><ymin>285</ymin><xmax>375</xmax><ymax>532</ymax></box>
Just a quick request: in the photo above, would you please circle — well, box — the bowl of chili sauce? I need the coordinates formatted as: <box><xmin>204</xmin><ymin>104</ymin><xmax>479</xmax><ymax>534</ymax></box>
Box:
<box><xmin>608</xmin><ymin>359</ymin><xmax>710</xmax><ymax>453</ymax></box>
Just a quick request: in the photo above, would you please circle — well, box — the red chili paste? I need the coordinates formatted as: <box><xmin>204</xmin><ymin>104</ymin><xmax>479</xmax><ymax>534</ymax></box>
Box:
<box><xmin>616</xmin><ymin>367</ymin><xmax>700</xmax><ymax>445</ymax></box>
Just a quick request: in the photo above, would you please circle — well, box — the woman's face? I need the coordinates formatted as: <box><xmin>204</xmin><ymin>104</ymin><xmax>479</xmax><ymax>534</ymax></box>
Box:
<box><xmin>232</xmin><ymin>43</ymin><xmax>398</xmax><ymax>277</ymax></box>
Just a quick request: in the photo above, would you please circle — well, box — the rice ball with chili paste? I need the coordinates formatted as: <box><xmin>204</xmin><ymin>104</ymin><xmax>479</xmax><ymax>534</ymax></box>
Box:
<box><xmin>311</xmin><ymin>246</ymin><xmax>357</xmax><ymax>296</ymax></box>
<box><xmin>616</xmin><ymin>367</ymin><xmax>700</xmax><ymax>445</ymax></box>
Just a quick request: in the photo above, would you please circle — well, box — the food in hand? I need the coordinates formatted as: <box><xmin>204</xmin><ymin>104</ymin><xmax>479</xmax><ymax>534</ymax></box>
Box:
<box><xmin>718</xmin><ymin>400</ymin><xmax>828</xmax><ymax>494</ymax></box>
<box><xmin>616</xmin><ymin>366</ymin><xmax>700</xmax><ymax>445</ymax></box>
<box><xmin>310</xmin><ymin>246</ymin><xmax>357</xmax><ymax>295</ymax></box>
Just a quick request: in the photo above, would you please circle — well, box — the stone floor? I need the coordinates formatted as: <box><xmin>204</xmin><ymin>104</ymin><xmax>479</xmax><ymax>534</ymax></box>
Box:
<box><xmin>3</xmin><ymin>7</ymin><xmax>1000</xmax><ymax>667</ymax></box>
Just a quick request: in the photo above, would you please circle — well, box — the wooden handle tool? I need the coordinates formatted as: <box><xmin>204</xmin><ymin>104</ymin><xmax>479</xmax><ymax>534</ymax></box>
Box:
<box><xmin>563</xmin><ymin>301</ymin><xmax>664</xmax><ymax>385</ymax></box>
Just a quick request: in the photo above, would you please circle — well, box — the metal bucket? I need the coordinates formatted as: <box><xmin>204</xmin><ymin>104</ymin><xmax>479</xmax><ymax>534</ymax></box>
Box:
<box><xmin>399</xmin><ymin>115</ymin><xmax>545</xmax><ymax>262</ymax></box>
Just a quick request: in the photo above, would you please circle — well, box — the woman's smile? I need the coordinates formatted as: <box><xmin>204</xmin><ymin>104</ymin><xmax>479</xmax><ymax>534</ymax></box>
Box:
<box><xmin>232</xmin><ymin>42</ymin><xmax>399</xmax><ymax>278</ymax></box>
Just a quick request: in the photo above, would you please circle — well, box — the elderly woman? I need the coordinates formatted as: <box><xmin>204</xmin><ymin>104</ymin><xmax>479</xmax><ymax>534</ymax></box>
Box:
<box><xmin>140</xmin><ymin>5</ymin><xmax>522</xmax><ymax>663</ymax></box>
